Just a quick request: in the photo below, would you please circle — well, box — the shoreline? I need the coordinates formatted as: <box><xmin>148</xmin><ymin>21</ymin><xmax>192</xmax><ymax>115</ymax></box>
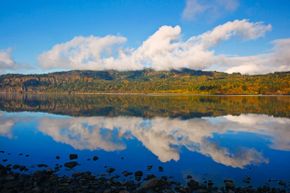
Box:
<box><xmin>0</xmin><ymin>91</ymin><xmax>289</xmax><ymax>97</ymax></box>
<box><xmin>0</xmin><ymin>164</ymin><xmax>288</xmax><ymax>193</ymax></box>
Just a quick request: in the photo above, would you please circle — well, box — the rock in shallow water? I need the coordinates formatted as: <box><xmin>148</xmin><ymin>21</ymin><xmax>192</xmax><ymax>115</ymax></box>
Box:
<box><xmin>224</xmin><ymin>179</ymin><xmax>235</xmax><ymax>190</ymax></box>
<box><xmin>158</xmin><ymin>166</ymin><xmax>163</xmax><ymax>172</ymax></box>
<box><xmin>64</xmin><ymin>161</ymin><xmax>79</xmax><ymax>169</ymax></box>
<box><xmin>147</xmin><ymin>165</ymin><xmax>153</xmax><ymax>170</ymax></box>
<box><xmin>37</xmin><ymin>164</ymin><xmax>48</xmax><ymax>168</ymax></box>
<box><xmin>0</xmin><ymin>163</ymin><xmax>287</xmax><ymax>193</ymax></box>
<box><xmin>106</xmin><ymin>167</ymin><xmax>115</xmax><ymax>174</ymax></box>
<box><xmin>122</xmin><ymin>171</ymin><xmax>133</xmax><ymax>177</ymax></box>
<box><xmin>69</xmin><ymin>153</ymin><xmax>78</xmax><ymax>160</ymax></box>
<box><xmin>139</xmin><ymin>178</ymin><xmax>160</xmax><ymax>190</ymax></box>
<box><xmin>135</xmin><ymin>171</ymin><xmax>143</xmax><ymax>177</ymax></box>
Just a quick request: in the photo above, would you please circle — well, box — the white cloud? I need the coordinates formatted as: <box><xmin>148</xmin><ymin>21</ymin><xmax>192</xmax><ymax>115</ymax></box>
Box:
<box><xmin>0</xmin><ymin>49</ymin><xmax>17</xmax><ymax>74</ymax></box>
<box><xmin>182</xmin><ymin>0</ymin><xmax>239</xmax><ymax>21</ymax></box>
<box><xmin>39</xmin><ymin>35</ymin><xmax>128</xmax><ymax>70</ymax></box>
<box><xmin>0</xmin><ymin>48</ymin><xmax>37</xmax><ymax>74</ymax></box>
<box><xmin>197</xmin><ymin>20</ymin><xmax>271</xmax><ymax>47</ymax></box>
<box><xmin>224</xmin><ymin>38</ymin><xmax>290</xmax><ymax>74</ymax></box>
<box><xmin>182</xmin><ymin>0</ymin><xmax>207</xmax><ymax>21</ymax></box>
<box><xmin>217</xmin><ymin>0</ymin><xmax>239</xmax><ymax>11</ymax></box>
<box><xmin>37</xmin><ymin>19</ymin><xmax>287</xmax><ymax>74</ymax></box>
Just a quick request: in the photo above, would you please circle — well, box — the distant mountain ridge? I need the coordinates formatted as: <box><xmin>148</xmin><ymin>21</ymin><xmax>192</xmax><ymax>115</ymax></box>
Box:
<box><xmin>0</xmin><ymin>69</ymin><xmax>289</xmax><ymax>95</ymax></box>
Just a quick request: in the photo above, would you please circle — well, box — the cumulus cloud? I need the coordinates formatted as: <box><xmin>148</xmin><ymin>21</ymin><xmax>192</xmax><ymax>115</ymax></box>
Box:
<box><xmin>37</xmin><ymin>19</ymin><xmax>287</xmax><ymax>74</ymax></box>
<box><xmin>0</xmin><ymin>48</ymin><xmax>37</xmax><ymax>74</ymax></box>
<box><xmin>224</xmin><ymin>38</ymin><xmax>290</xmax><ymax>74</ymax></box>
<box><xmin>182</xmin><ymin>0</ymin><xmax>207</xmax><ymax>21</ymax></box>
<box><xmin>182</xmin><ymin>0</ymin><xmax>239</xmax><ymax>21</ymax></box>
<box><xmin>39</xmin><ymin>35</ymin><xmax>128</xmax><ymax>70</ymax></box>
<box><xmin>0</xmin><ymin>49</ymin><xmax>17</xmax><ymax>74</ymax></box>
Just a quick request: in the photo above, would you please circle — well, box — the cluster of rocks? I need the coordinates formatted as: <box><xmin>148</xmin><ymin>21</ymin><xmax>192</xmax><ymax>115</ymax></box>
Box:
<box><xmin>0</xmin><ymin>163</ymin><xmax>288</xmax><ymax>193</ymax></box>
<box><xmin>0</xmin><ymin>151</ymin><xmax>289</xmax><ymax>193</ymax></box>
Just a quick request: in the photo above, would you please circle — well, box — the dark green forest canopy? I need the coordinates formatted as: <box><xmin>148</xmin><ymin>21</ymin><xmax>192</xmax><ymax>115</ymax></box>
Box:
<box><xmin>0</xmin><ymin>69</ymin><xmax>289</xmax><ymax>95</ymax></box>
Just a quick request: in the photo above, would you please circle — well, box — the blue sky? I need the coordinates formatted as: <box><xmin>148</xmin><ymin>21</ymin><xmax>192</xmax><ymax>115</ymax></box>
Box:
<box><xmin>0</xmin><ymin>0</ymin><xmax>290</xmax><ymax>74</ymax></box>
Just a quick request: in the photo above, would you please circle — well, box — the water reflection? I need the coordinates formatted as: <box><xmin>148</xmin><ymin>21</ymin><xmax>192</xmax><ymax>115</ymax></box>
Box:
<box><xmin>0</xmin><ymin>112</ymin><xmax>16</xmax><ymax>138</ymax></box>
<box><xmin>1</xmin><ymin>112</ymin><xmax>290</xmax><ymax>169</ymax></box>
<box><xmin>1</xmin><ymin>94</ymin><xmax>290</xmax><ymax>118</ymax></box>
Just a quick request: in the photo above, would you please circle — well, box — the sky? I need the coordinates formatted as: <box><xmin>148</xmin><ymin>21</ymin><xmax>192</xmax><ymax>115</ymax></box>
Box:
<box><xmin>0</xmin><ymin>0</ymin><xmax>290</xmax><ymax>74</ymax></box>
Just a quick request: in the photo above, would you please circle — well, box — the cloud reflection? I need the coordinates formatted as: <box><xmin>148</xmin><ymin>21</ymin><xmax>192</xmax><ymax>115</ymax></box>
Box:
<box><xmin>36</xmin><ymin>114</ymin><xmax>290</xmax><ymax>168</ymax></box>
<box><xmin>0</xmin><ymin>114</ymin><xmax>14</xmax><ymax>138</ymax></box>
<box><xmin>1</xmin><ymin>112</ymin><xmax>289</xmax><ymax>168</ymax></box>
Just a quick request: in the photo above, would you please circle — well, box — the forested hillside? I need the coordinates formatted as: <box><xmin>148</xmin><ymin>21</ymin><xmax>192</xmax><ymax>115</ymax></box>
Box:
<box><xmin>0</xmin><ymin>69</ymin><xmax>289</xmax><ymax>95</ymax></box>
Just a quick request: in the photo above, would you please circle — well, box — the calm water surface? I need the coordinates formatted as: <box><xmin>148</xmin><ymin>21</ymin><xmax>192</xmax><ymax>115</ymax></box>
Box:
<box><xmin>0</xmin><ymin>94</ymin><xmax>290</xmax><ymax>186</ymax></box>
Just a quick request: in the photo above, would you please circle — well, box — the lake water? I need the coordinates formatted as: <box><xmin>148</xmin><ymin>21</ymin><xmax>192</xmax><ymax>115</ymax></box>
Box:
<box><xmin>0</xmin><ymin>94</ymin><xmax>290</xmax><ymax>187</ymax></box>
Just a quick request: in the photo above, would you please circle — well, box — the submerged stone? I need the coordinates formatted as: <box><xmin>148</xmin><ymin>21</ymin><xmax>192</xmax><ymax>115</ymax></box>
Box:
<box><xmin>12</xmin><ymin>164</ymin><xmax>27</xmax><ymax>172</ymax></box>
<box><xmin>224</xmin><ymin>179</ymin><xmax>235</xmax><ymax>190</ymax></box>
<box><xmin>106</xmin><ymin>167</ymin><xmax>115</xmax><ymax>173</ymax></box>
<box><xmin>147</xmin><ymin>165</ymin><xmax>153</xmax><ymax>170</ymax></box>
<box><xmin>139</xmin><ymin>178</ymin><xmax>160</xmax><ymax>190</ymax></box>
<box><xmin>69</xmin><ymin>153</ymin><xmax>78</xmax><ymax>160</ymax></box>
<box><xmin>135</xmin><ymin>171</ymin><xmax>143</xmax><ymax>177</ymax></box>
<box><xmin>37</xmin><ymin>164</ymin><xmax>48</xmax><ymax>168</ymax></box>
<box><xmin>144</xmin><ymin>174</ymin><xmax>156</xmax><ymax>180</ymax></box>
<box><xmin>64</xmin><ymin>161</ymin><xmax>79</xmax><ymax>169</ymax></box>
<box><xmin>187</xmin><ymin>179</ymin><xmax>200</xmax><ymax>190</ymax></box>
<box><xmin>122</xmin><ymin>171</ymin><xmax>133</xmax><ymax>177</ymax></box>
